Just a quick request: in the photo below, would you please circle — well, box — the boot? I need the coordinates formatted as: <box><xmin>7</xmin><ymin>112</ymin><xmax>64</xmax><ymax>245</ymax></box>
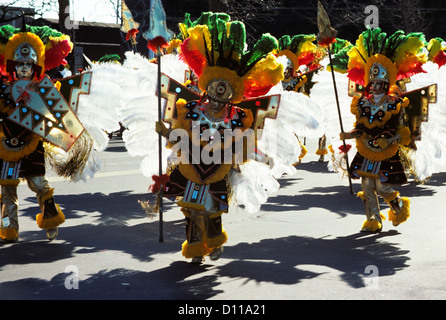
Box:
<box><xmin>388</xmin><ymin>197</ymin><xmax>410</xmax><ymax>226</ymax></box>
<box><xmin>36</xmin><ymin>197</ymin><xmax>65</xmax><ymax>240</ymax></box>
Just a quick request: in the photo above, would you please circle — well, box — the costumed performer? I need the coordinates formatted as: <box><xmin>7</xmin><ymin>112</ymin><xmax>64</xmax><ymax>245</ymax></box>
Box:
<box><xmin>0</xmin><ymin>25</ymin><xmax>73</xmax><ymax>242</ymax></box>
<box><xmin>155</xmin><ymin>13</ymin><xmax>284</xmax><ymax>263</ymax></box>
<box><xmin>274</xmin><ymin>34</ymin><xmax>321</xmax><ymax>162</ymax></box>
<box><xmin>339</xmin><ymin>28</ymin><xmax>429</xmax><ymax>233</ymax></box>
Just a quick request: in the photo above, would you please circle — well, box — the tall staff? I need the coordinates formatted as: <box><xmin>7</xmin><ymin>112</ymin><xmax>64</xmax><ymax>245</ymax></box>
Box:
<box><xmin>143</xmin><ymin>0</ymin><xmax>174</xmax><ymax>242</ymax></box>
<box><xmin>316</xmin><ymin>1</ymin><xmax>353</xmax><ymax>194</ymax></box>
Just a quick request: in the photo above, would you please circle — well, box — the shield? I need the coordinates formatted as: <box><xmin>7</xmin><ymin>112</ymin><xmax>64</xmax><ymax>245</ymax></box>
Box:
<box><xmin>57</xmin><ymin>72</ymin><xmax>92</xmax><ymax>114</ymax></box>
<box><xmin>402</xmin><ymin>84</ymin><xmax>437</xmax><ymax>148</ymax></box>
<box><xmin>9</xmin><ymin>75</ymin><xmax>85</xmax><ymax>151</ymax></box>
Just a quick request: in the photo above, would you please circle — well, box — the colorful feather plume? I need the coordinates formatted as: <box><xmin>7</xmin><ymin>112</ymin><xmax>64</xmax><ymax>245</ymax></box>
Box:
<box><xmin>0</xmin><ymin>25</ymin><xmax>73</xmax><ymax>76</ymax></box>
<box><xmin>345</xmin><ymin>28</ymin><xmax>427</xmax><ymax>85</ymax></box>
<box><xmin>179</xmin><ymin>12</ymin><xmax>282</xmax><ymax>103</ymax></box>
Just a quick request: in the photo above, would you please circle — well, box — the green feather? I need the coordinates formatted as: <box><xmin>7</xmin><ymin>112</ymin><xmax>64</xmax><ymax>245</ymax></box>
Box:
<box><xmin>28</xmin><ymin>26</ymin><xmax>63</xmax><ymax>43</ymax></box>
<box><xmin>239</xmin><ymin>33</ymin><xmax>278</xmax><ymax>76</ymax></box>
<box><xmin>0</xmin><ymin>25</ymin><xmax>19</xmax><ymax>44</ymax></box>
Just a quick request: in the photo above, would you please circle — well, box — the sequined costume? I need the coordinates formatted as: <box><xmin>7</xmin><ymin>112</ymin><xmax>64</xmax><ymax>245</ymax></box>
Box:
<box><xmin>339</xmin><ymin>28</ymin><xmax>429</xmax><ymax>232</ymax></box>
<box><xmin>157</xmin><ymin>12</ymin><xmax>284</xmax><ymax>263</ymax></box>
<box><xmin>0</xmin><ymin>26</ymin><xmax>73</xmax><ymax>242</ymax></box>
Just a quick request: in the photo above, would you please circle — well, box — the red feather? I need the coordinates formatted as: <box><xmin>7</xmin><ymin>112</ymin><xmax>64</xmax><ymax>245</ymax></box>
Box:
<box><xmin>179</xmin><ymin>38</ymin><xmax>206</xmax><ymax>77</ymax></box>
<box><xmin>126</xmin><ymin>29</ymin><xmax>139</xmax><ymax>41</ymax></box>
<box><xmin>244</xmin><ymin>85</ymin><xmax>273</xmax><ymax>99</ymax></box>
<box><xmin>44</xmin><ymin>39</ymin><xmax>72</xmax><ymax>71</ymax></box>
<box><xmin>338</xmin><ymin>144</ymin><xmax>351</xmax><ymax>154</ymax></box>
<box><xmin>397</xmin><ymin>62</ymin><xmax>426</xmax><ymax>80</ymax></box>
<box><xmin>149</xmin><ymin>174</ymin><xmax>170</xmax><ymax>193</ymax></box>
<box><xmin>434</xmin><ymin>50</ymin><xmax>446</xmax><ymax>68</ymax></box>
<box><xmin>318</xmin><ymin>37</ymin><xmax>336</xmax><ymax>47</ymax></box>
<box><xmin>0</xmin><ymin>56</ymin><xmax>5</xmax><ymax>76</ymax></box>
<box><xmin>147</xmin><ymin>36</ymin><xmax>169</xmax><ymax>53</ymax></box>
<box><xmin>298</xmin><ymin>52</ymin><xmax>316</xmax><ymax>68</ymax></box>
<box><xmin>347</xmin><ymin>67</ymin><xmax>365</xmax><ymax>85</ymax></box>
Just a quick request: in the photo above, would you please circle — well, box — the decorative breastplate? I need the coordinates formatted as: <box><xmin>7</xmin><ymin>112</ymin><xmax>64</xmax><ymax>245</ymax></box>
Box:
<box><xmin>184</xmin><ymin>101</ymin><xmax>246</xmax><ymax>142</ymax></box>
<box><xmin>356</xmin><ymin>95</ymin><xmax>398</xmax><ymax>126</ymax></box>
<box><xmin>282</xmin><ymin>76</ymin><xmax>303</xmax><ymax>92</ymax></box>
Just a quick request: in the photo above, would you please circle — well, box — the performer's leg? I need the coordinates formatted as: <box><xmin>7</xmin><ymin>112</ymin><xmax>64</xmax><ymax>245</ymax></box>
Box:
<box><xmin>0</xmin><ymin>185</ymin><xmax>19</xmax><ymax>242</ymax></box>
<box><xmin>205</xmin><ymin>212</ymin><xmax>227</xmax><ymax>261</ymax></box>
<box><xmin>181</xmin><ymin>208</ymin><xmax>228</xmax><ymax>262</ymax></box>
<box><xmin>181</xmin><ymin>208</ymin><xmax>211</xmax><ymax>262</ymax></box>
<box><xmin>316</xmin><ymin>134</ymin><xmax>327</xmax><ymax>162</ymax></box>
<box><xmin>376</xmin><ymin>180</ymin><xmax>410</xmax><ymax>226</ymax></box>
<box><xmin>360</xmin><ymin>177</ymin><xmax>384</xmax><ymax>232</ymax></box>
<box><xmin>26</xmin><ymin>176</ymin><xmax>65</xmax><ymax>240</ymax></box>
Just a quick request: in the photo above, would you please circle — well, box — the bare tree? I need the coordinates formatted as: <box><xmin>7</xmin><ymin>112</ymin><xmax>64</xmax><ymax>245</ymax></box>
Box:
<box><xmin>1</xmin><ymin>0</ymin><xmax>70</xmax><ymax>29</ymax></box>
<box><xmin>208</xmin><ymin>0</ymin><xmax>285</xmax><ymax>44</ymax></box>
<box><xmin>317</xmin><ymin>0</ymin><xmax>430</xmax><ymax>36</ymax></box>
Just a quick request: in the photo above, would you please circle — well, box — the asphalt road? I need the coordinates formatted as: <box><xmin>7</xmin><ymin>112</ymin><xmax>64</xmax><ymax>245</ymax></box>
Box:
<box><xmin>1</xmin><ymin>137</ymin><xmax>446</xmax><ymax>302</ymax></box>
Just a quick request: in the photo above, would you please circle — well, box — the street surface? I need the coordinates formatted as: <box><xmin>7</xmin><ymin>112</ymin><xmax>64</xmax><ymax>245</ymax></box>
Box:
<box><xmin>1</xmin><ymin>137</ymin><xmax>446</xmax><ymax>301</ymax></box>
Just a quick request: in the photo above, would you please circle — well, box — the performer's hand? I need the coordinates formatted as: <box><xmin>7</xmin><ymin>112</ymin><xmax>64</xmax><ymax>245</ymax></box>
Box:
<box><xmin>340</xmin><ymin>132</ymin><xmax>352</xmax><ymax>140</ymax></box>
<box><xmin>155</xmin><ymin>121</ymin><xmax>168</xmax><ymax>138</ymax></box>
<box><xmin>377</xmin><ymin>137</ymin><xmax>389</xmax><ymax>149</ymax></box>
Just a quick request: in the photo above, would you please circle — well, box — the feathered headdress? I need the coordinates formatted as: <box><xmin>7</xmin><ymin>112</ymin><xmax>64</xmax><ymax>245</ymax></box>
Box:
<box><xmin>179</xmin><ymin>12</ymin><xmax>283</xmax><ymax>103</ymax></box>
<box><xmin>275</xmin><ymin>34</ymin><xmax>319</xmax><ymax>70</ymax></box>
<box><xmin>344</xmin><ymin>28</ymin><xmax>427</xmax><ymax>86</ymax></box>
<box><xmin>325</xmin><ymin>38</ymin><xmax>353</xmax><ymax>73</ymax></box>
<box><xmin>426</xmin><ymin>37</ymin><xmax>446</xmax><ymax>68</ymax></box>
<box><xmin>0</xmin><ymin>25</ymin><xmax>73</xmax><ymax>78</ymax></box>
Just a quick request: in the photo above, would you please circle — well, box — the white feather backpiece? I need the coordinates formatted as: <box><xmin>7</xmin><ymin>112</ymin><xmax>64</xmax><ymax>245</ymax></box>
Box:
<box><xmin>227</xmin><ymin>160</ymin><xmax>280</xmax><ymax>214</ymax></box>
<box><xmin>118</xmin><ymin>52</ymin><xmax>188</xmax><ymax>180</ymax></box>
<box><xmin>405</xmin><ymin>62</ymin><xmax>446</xmax><ymax>180</ymax></box>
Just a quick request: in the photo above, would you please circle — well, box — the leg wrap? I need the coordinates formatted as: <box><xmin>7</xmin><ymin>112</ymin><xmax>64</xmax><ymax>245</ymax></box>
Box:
<box><xmin>360</xmin><ymin>178</ymin><xmax>384</xmax><ymax>224</ymax></box>
<box><xmin>181</xmin><ymin>209</ymin><xmax>227</xmax><ymax>258</ymax></box>
<box><xmin>27</xmin><ymin>176</ymin><xmax>65</xmax><ymax>229</ymax></box>
<box><xmin>0</xmin><ymin>185</ymin><xmax>19</xmax><ymax>241</ymax></box>
<box><xmin>36</xmin><ymin>196</ymin><xmax>65</xmax><ymax>229</ymax></box>
<box><xmin>387</xmin><ymin>197</ymin><xmax>410</xmax><ymax>226</ymax></box>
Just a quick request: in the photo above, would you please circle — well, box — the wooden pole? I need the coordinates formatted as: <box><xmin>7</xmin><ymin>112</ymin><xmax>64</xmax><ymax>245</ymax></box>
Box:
<box><xmin>327</xmin><ymin>48</ymin><xmax>354</xmax><ymax>194</ymax></box>
<box><xmin>157</xmin><ymin>50</ymin><xmax>164</xmax><ymax>242</ymax></box>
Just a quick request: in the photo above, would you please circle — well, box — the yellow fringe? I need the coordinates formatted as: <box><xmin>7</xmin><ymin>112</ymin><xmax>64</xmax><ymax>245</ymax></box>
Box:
<box><xmin>355</xmin><ymin>137</ymin><xmax>399</xmax><ymax>162</ymax></box>
<box><xmin>0</xmin><ymin>179</ymin><xmax>20</xmax><ymax>186</ymax></box>
<box><xmin>354</xmin><ymin>170</ymin><xmax>380</xmax><ymax>179</ymax></box>
<box><xmin>0</xmin><ymin>227</ymin><xmax>18</xmax><ymax>241</ymax></box>
<box><xmin>361</xmin><ymin>219</ymin><xmax>382</xmax><ymax>232</ymax></box>
<box><xmin>398</xmin><ymin>126</ymin><xmax>411</xmax><ymax>146</ymax></box>
<box><xmin>208</xmin><ymin>210</ymin><xmax>226</xmax><ymax>219</ymax></box>
<box><xmin>40</xmin><ymin>188</ymin><xmax>55</xmax><ymax>202</ymax></box>
<box><xmin>35</xmin><ymin>204</ymin><xmax>65</xmax><ymax>229</ymax></box>
<box><xmin>0</xmin><ymin>133</ymin><xmax>42</xmax><ymax>162</ymax></box>
<box><xmin>176</xmin><ymin>200</ymin><xmax>206</xmax><ymax>212</ymax></box>
<box><xmin>204</xmin><ymin>229</ymin><xmax>228</xmax><ymax>249</ymax></box>
<box><xmin>182</xmin><ymin>240</ymin><xmax>212</xmax><ymax>259</ymax></box>
<box><xmin>388</xmin><ymin>197</ymin><xmax>410</xmax><ymax>226</ymax></box>
<box><xmin>299</xmin><ymin>144</ymin><xmax>307</xmax><ymax>159</ymax></box>
<box><xmin>181</xmin><ymin>229</ymin><xmax>228</xmax><ymax>258</ymax></box>
<box><xmin>315</xmin><ymin>148</ymin><xmax>328</xmax><ymax>156</ymax></box>
<box><xmin>383</xmin><ymin>191</ymin><xmax>400</xmax><ymax>203</ymax></box>
<box><xmin>356</xmin><ymin>191</ymin><xmax>365</xmax><ymax>200</ymax></box>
